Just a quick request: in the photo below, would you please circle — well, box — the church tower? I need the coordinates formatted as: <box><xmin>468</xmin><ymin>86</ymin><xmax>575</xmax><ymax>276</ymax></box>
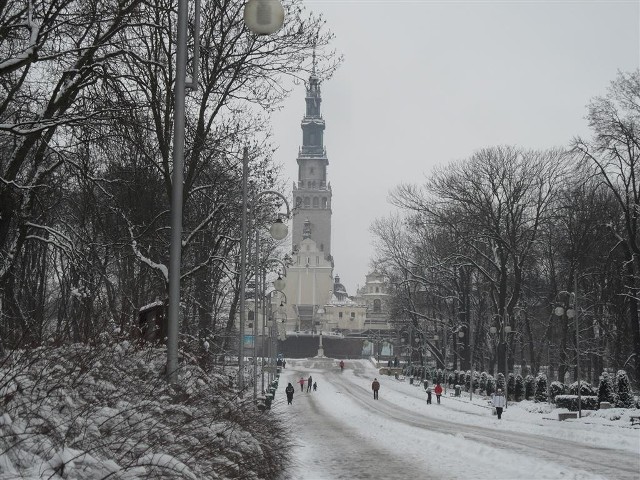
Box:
<box><xmin>291</xmin><ymin>57</ymin><xmax>332</xmax><ymax>262</ymax></box>
<box><xmin>284</xmin><ymin>58</ymin><xmax>334</xmax><ymax>334</ymax></box>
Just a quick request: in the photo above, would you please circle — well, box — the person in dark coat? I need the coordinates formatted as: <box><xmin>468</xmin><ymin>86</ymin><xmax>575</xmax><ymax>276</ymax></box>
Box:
<box><xmin>285</xmin><ymin>383</ymin><xmax>295</xmax><ymax>405</ymax></box>
<box><xmin>307</xmin><ymin>375</ymin><xmax>313</xmax><ymax>392</ymax></box>
<box><xmin>426</xmin><ymin>386</ymin><xmax>432</xmax><ymax>404</ymax></box>
<box><xmin>372</xmin><ymin>378</ymin><xmax>380</xmax><ymax>399</ymax></box>
<box><xmin>313</xmin><ymin>381</ymin><xmax>317</xmax><ymax>391</ymax></box>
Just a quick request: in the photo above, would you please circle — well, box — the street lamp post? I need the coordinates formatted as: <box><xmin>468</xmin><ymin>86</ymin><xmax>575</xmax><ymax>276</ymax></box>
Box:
<box><xmin>490</xmin><ymin>316</ymin><xmax>512</xmax><ymax>408</ymax></box>
<box><xmin>241</xmin><ymin>174</ymin><xmax>289</xmax><ymax>400</ymax></box>
<box><xmin>316</xmin><ymin>308</ymin><xmax>326</xmax><ymax>357</ymax></box>
<box><xmin>168</xmin><ymin>0</ymin><xmax>285</xmax><ymax>384</ymax></box>
<box><xmin>553</xmin><ymin>278</ymin><xmax>581</xmax><ymax>417</ymax></box>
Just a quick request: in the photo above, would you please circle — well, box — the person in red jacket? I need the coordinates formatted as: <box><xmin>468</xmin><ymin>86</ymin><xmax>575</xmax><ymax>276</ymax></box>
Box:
<box><xmin>434</xmin><ymin>382</ymin><xmax>443</xmax><ymax>404</ymax></box>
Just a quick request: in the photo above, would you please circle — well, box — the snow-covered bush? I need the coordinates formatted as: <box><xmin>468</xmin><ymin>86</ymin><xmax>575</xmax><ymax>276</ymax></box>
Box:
<box><xmin>507</xmin><ymin>373</ymin><xmax>515</xmax><ymax>399</ymax></box>
<box><xmin>535</xmin><ymin>373</ymin><xmax>548</xmax><ymax>402</ymax></box>
<box><xmin>464</xmin><ymin>370</ymin><xmax>471</xmax><ymax>392</ymax></box>
<box><xmin>524</xmin><ymin>375</ymin><xmax>535</xmax><ymax>400</ymax></box>
<box><xmin>496</xmin><ymin>372</ymin><xmax>506</xmax><ymax>392</ymax></box>
<box><xmin>479</xmin><ymin>371</ymin><xmax>488</xmax><ymax>393</ymax></box>
<box><xmin>598</xmin><ymin>371</ymin><xmax>616</xmax><ymax>405</ymax></box>
<box><xmin>615</xmin><ymin>370</ymin><xmax>635</xmax><ymax>408</ymax></box>
<box><xmin>486</xmin><ymin>375</ymin><xmax>496</xmax><ymax>396</ymax></box>
<box><xmin>549</xmin><ymin>381</ymin><xmax>565</xmax><ymax>401</ymax></box>
<box><xmin>555</xmin><ymin>395</ymin><xmax>599</xmax><ymax>411</ymax></box>
<box><xmin>514</xmin><ymin>374</ymin><xmax>524</xmax><ymax>401</ymax></box>
<box><xmin>568</xmin><ymin>381</ymin><xmax>595</xmax><ymax>397</ymax></box>
<box><xmin>0</xmin><ymin>343</ymin><xmax>292</xmax><ymax>479</ymax></box>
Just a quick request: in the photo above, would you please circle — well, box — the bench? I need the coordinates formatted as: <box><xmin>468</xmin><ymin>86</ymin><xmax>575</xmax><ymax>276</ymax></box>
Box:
<box><xmin>558</xmin><ymin>412</ymin><xmax>578</xmax><ymax>421</ymax></box>
<box><xmin>630</xmin><ymin>415</ymin><xmax>640</xmax><ymax>426</ymax></box>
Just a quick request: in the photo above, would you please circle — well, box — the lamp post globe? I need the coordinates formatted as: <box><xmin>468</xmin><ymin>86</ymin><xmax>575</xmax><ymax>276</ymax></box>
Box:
<box><xmin>273</xmin><ymin>275</ymin><xmax>286</xmax><ymax>292</ymax></box>
<box><xmin>244</xmin><ymin>0</ymin><xmax>285</xmax><ymax>35</ymax></box>
<box><xmin>269</xmin><ymin>218</ymin><xmax>288</xmax><ymax>240</ymax></box>
<box><xmin>490</xmin><ymin>326</ymin><xmax>497</xmax><ymax>334</ymax></box>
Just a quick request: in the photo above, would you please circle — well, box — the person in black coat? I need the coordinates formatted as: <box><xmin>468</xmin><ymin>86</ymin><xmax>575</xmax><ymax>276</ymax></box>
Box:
<box><xmin>285</xmin><ymin>383</ymin><xmax>295</xmax><ymax>405</ymax></box>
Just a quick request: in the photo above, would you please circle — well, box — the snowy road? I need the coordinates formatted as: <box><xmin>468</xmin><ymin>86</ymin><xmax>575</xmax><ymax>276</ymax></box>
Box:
<box><xmin>273</xmin><ymin>358</ymin><xmax>640</xmax><ymax>480</ymax></box>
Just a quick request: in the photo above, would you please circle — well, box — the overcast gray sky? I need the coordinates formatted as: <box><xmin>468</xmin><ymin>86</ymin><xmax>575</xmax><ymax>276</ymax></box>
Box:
<box><xmin>271</xmin><ymin>0</ymin><xmax>640</xmax><ymax>295</ymax></box>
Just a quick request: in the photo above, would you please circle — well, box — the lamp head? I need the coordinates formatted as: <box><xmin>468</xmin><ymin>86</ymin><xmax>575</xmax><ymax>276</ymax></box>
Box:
<box><xmin>489</xmin><ymin>326</ymin><xmax>497</xmax><ymax>334</ymax></box>
<box><xmin>273</xmin><ymin>275</ymin><xmax>286</xmax><ymax>292</ymax></box>
<box><xmin>269</xmin><ymin>218</ymin><xmax>288</xmax><ymax>240</ymax></box>
<box><xmin>243</xmin><ymin>0</ymin><xmax>285</xmax><ymax>35</ymax></box>
<box><xmin>504</xmin><ymin>325</ymin><xmax>512</xmax><ymax>334</ymax></box>
<box><xmin>554</xmin><ymin>306</ymin><xmax>565</xmax><ymax>317</ymax></box>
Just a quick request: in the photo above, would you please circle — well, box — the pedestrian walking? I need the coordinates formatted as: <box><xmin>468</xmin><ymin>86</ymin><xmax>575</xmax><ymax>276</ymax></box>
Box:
<box><xmin>282</xmin><ymin>359</ymin><xmax>286</xmax><ymax>369</ymax></box>
<box><xmin>426</xmin><ymin>386</ymin><xmax>432</xmax><ymax>404</ymax></box>
<box><xmin>298</xmin><ymin>377</ymin><xmax>305</xmax><ymax>392</ymax></box>
<box><xmin>313</xmin><ymin>382</ymin><xmax>317</xmax><ymax>391</ymax></box>
<box><xmin>285</xmin><ymin>383</ymin><xmax>295</xmax><ymax>405</ymax></box>
<box><xmin>434</xmin><ymin>382</ymin><xmax>443</xmax><ymax>404</ymax></box>
<box><xmin>372</xmin><ymin>378</ymin><xmax>380</xmax><ymax>399</ymax></box>
<box><xmin>307</xmin><ymin>375</ymin><xmax>313</xmax><ymax>392</ymax></box>
<box><xmin>492</xmin><ymin>388</ymin><xmax>506</xmax><ymax>419</ymax></box>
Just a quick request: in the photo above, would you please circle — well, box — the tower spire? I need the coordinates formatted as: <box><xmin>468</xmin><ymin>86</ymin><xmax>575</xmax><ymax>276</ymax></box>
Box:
<box><xmin>312</xmin><ymin>41</ymin><xmax>317</xmax><ymax>76</ymax></box>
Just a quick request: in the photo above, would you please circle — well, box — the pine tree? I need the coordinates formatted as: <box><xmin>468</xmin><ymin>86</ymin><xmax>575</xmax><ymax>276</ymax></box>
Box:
<box><xmin>598</xmin><ymin>372</ymin><xmax>616</xmax><ymax>405</ymax></box>
<box><xmin>524</xmin><ymin>375</ymin><xmax>535</xmax><ymax>400</ymax></box>
<box><xmin>480</xmin><ymin>371</ymin><xmax>488</xmax><ymax>394</ymax></box>
<box><xmin>507</xmin><ymin>373</ymin><xmax>516</xmax><ymax>399</ymax></box>
<box><xmin>514</xmin><ymin>374</ymin><xmax>524</xmax><ymax>401</ymax></box>
<box><xmin>615</xmin><ymin>370</ymin><xmax>635</xmax><ymax>408</ymax></box>
<box><xmin>496</xmin><ymin>372</ymin><xmax>506</xmax><ymax>392</ymax></box>
<box><xmin>486</xmin><ymin>375</ymin><xmax>496</xmax><ymax>396</ymax></box>
<box><xmin>535</xmin><ymin>374</ymin><xmax>548</xmax><ymax>402</ymax></box>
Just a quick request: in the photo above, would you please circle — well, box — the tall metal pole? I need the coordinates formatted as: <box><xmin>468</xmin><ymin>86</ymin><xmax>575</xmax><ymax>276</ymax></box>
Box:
<box><xmin>238</xmin><ymin>147</ymin><xmax>249</xmax><ymax>394</ymax></box>
<box><xmin>575</xmin><ymin>275</ymin><xmax>581</xmax><ymax>418</ymax></box>
<box><xmin>252</xmin><ymin>227</ymin><xmax>261</xmax><ymax>401</ymax></box>
<box><xmin>167</xmin><ymin>0</ymin><xmax>189</xmax><ymax>384</ymax></box>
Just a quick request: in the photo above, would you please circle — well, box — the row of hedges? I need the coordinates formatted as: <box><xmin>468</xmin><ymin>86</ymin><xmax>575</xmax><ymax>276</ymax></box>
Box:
<box><xmin>407</xmin><ymin>366</ymin><xmax>637</xmax><ymax>407</ymax></box>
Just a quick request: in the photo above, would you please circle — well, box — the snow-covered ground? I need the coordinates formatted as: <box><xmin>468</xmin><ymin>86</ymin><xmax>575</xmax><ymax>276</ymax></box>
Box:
<box><xmin>274</xmin><ymin>357</ymin><xmax>640</xmax><ymax>480</ymax></box>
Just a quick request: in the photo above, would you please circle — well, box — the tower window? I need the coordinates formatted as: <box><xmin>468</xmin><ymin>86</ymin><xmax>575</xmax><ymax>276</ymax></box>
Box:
<box><xmin>313</xmin><ymin>197</ymin><xmax>319</xmax><ymax>208</ymax></box>
<box><xmin>375</xmin><ymin>287</ymin><xmax>379</xmax><ymax>293</ymax></box>
<box><xmin>373</xmin><ymin>299</ymin><xmax>381</xmax><ymax>313</ymax></box>
<box><xmin>339</xmin><ymin>312</ymin><xmax>343</xmax><ymax>319</ymax></box>
<box><xmin>304</xmin><ymin>197</ymin><xmax>310</xmax><ymax>207</ymax></box>
<box><xmin>310</xmin><ymin>167</ymin><xmax>314</xmax><ymax>175</ymax></box>
<box><xmin>322</xmin><ymin>197</ymin><xmax>327</xmax><ymax>208</ymax></box>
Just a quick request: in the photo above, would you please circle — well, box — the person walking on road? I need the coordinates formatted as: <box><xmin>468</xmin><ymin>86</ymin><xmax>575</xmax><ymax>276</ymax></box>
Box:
<box><xmin>298</xmin><ymin>377</ymin><xmax>305</xmax><ymax>392</ymax></box>
<box><xmin>285</xmin><ymin>383</ymin><xmax>295</xmax><ymax>405</ymax></box>
<box><xmin>492</xmin><ymin>388</ymin><xmax>506</xmax><ymax>419</ymax></box>
<box><xmin>307</xmin><ymin>375</ymin><xmax>313</xmax><ymax>392</ymax></box>
<box><xmin>426</xmin><ymin>386</ymin><xmax>432</xmax><ymax>404</ymax></box>
<box><xmin>339</xmin><ymin>360</ymin><xmax>345</xmax><ymax>371</ymax></box>
<box><xmin>313</xmin><ymin>381</ymin><xmax>317</xmax><ymax>391</ymax></box>
<box><xmin>434</xmin><ymin>382</ymin><xmax>443</xmax><ymax>404</ymax></box>
<box><xmin>372</xmin><ymin>378</ymin><xmax>380</xmax><ymax>399</ymax></box>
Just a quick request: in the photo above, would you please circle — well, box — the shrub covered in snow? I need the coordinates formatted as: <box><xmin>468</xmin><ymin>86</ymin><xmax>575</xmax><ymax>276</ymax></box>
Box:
<box><xmin>568</xmin><ymin>381</ymin><xmax>596</xmax><ymax>397</ymax></box>
<box><xmin>549</xmin><ymin>381</ymin><xmax>565</xmax><ymax>401</ymax></box>
<box><xmin>0</xmin><ymin>342</ymin><xmax>292</xmax><ymax>479</ymax></box>
<box><xmin>535</xmin><ymin>373</ymin><xmax>548</xmax><ymax>402</ymax></box>
<box><xmin>479</xmin><ymin>371</ymin><xmax>488</xmax><ymax>394</ymax></box>
<box><xmin>514</xmin><ymin>374</ymin><xmax>524</xmax><ymax>401</ymax></box>
<box><xmin>485</xmin><ymin>375</ymin><xmax>496</xmax><ymax>396</ymax></box>
<box><xmin>524</xmin><ymin>375</ymin><xmax>535</xmax><ymax>400</ymax></box>
<box><xmin>598</xmin><ymin>371</ymin><xmax>616</xmax><ymax>405</ymax></box>
<box><xmin>615</xmin><ymin>370</ymin><xmax>635</xmax><ymax>408</ymax></box>
<box><xmin>507</xmin><ymin>373</ymin><xmax>515</xmax><ymax>399</ymax></box>
<box><xmin>555</xmin><ymin>395</ymin><xmax>599</xmax><ymax>411</ymax></box>
<box><xmin>496</xmin><ymin>372</ymin><xmax>506</xmax><ymax>392</ymax></box>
